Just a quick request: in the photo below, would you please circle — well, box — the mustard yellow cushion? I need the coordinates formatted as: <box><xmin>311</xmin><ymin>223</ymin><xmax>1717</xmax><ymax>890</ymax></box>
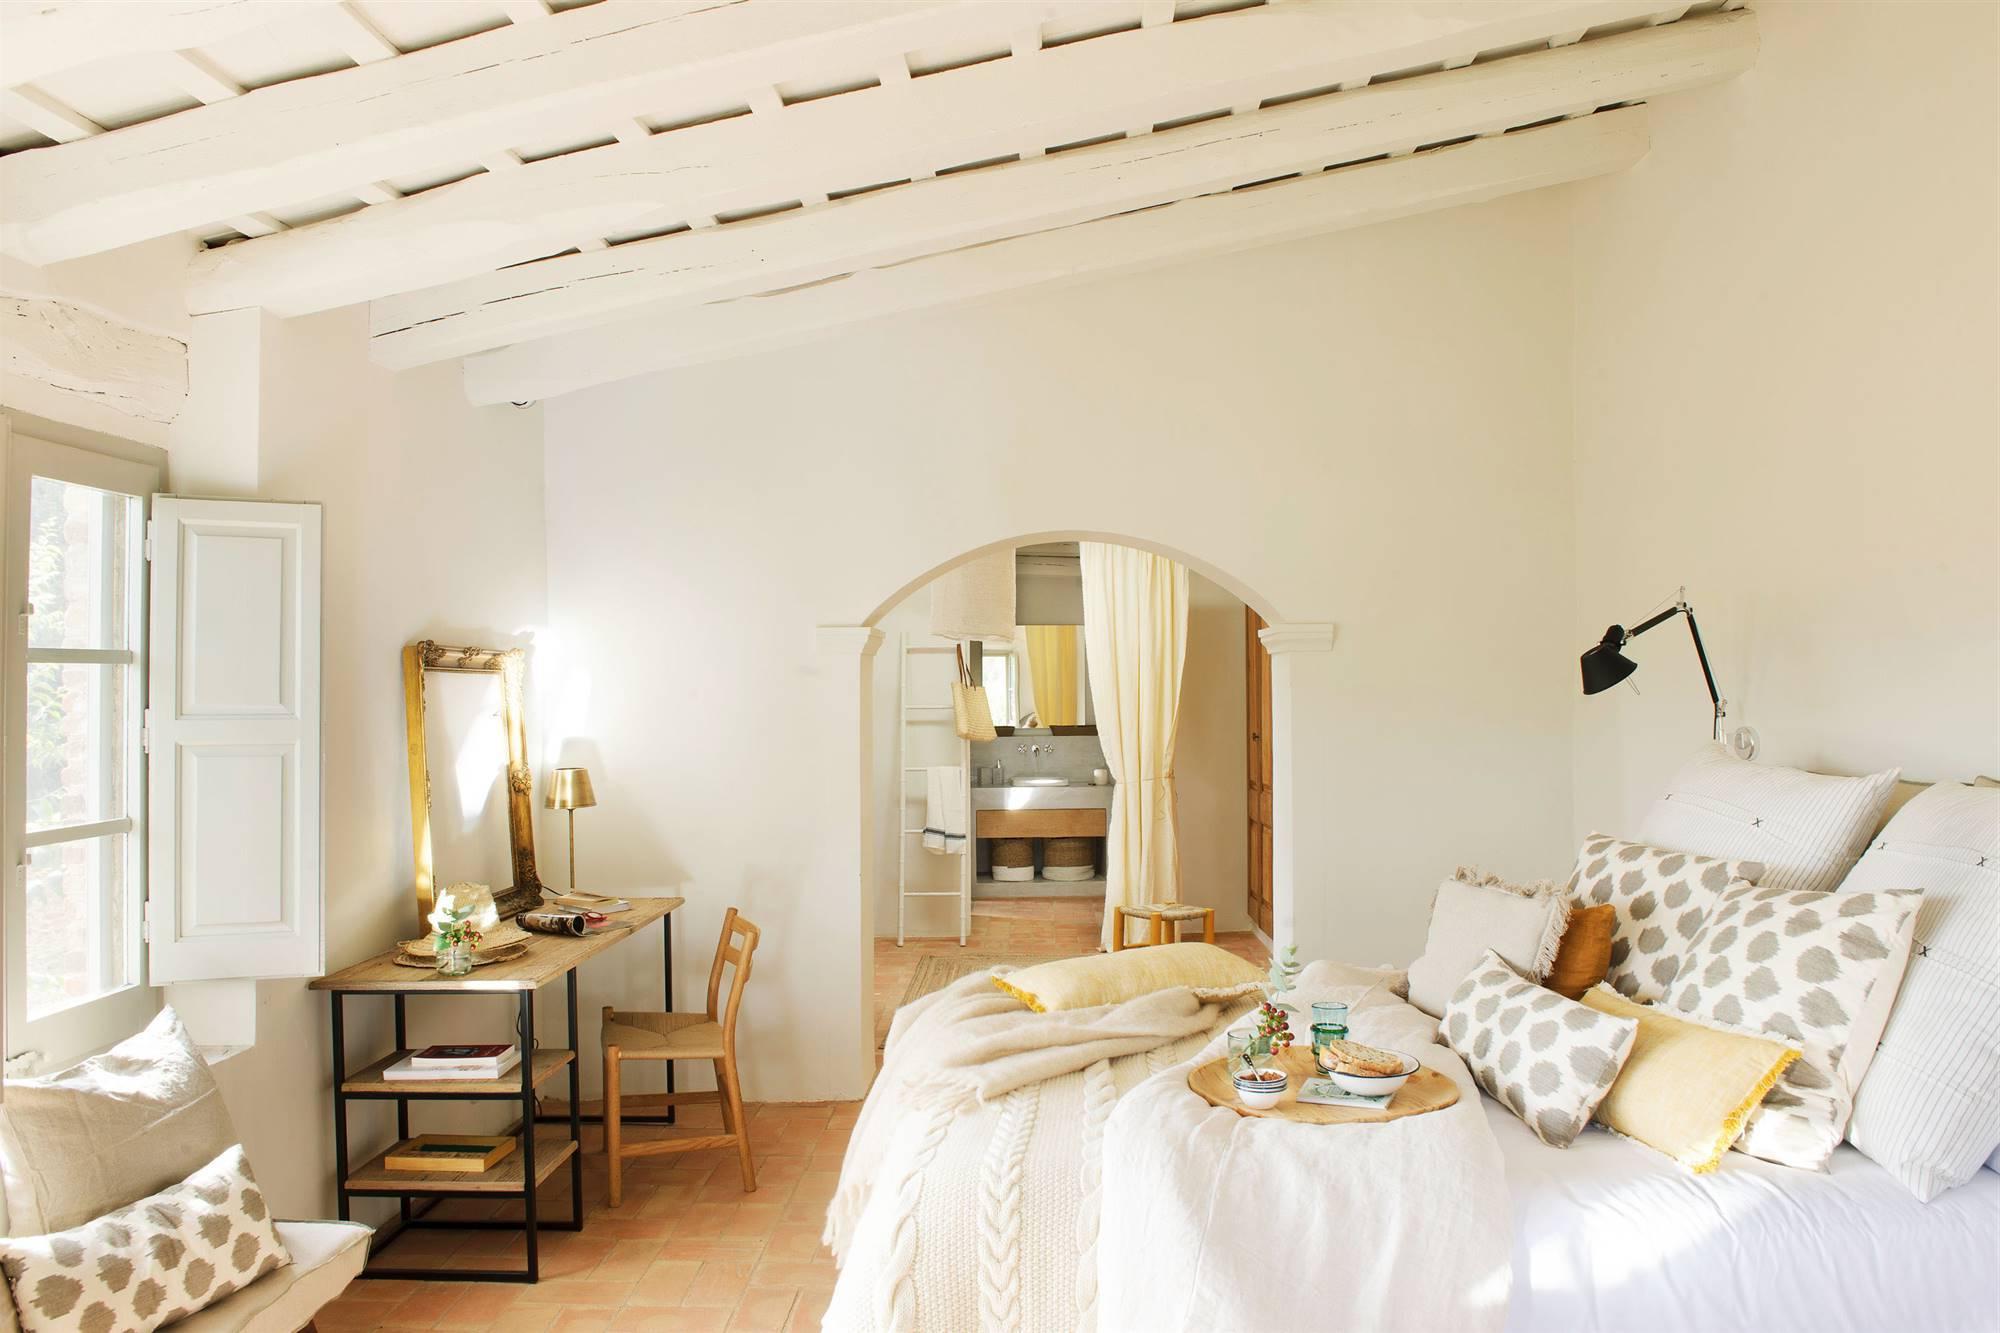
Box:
<box><xmin>994</xmin><ymin>943</ymin><xmax>1265</xmax><ymax>1012</ymax></box>
<box><xmin>1583</xmin><ymin>986</ymin><xmax>1800</xmax><ymax>1172</ymax></box>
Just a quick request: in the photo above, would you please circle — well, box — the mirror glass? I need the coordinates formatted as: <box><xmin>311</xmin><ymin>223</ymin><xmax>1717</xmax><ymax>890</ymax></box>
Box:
<box><xmin>981</xmin><ymin>624</ymin><xmax>1092</xmax><ymax>729</ymax></box>
<box><xmin>421</xmin><ymin>670</ymin><xmax>516</xmax><ymax>891</ymax></box>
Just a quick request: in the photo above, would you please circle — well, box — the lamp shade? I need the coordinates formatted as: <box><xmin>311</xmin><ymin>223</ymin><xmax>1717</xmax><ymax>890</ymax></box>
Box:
<box><xmin>546</xmin><ymin>766</ymin><xmax>597</xmax><ymax>810</ymax></box>
<box><xmin>1579</xmin><ymin>625</ymin><xmax>1637</xmax><ymax>695</ymax></box>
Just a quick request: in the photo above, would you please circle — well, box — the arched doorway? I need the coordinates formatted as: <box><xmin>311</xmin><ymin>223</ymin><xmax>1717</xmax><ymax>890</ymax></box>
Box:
<box><xmin>812</xmin><ymin>528</ymin><xmax>1328</xmax><ymax>1088</ymax></box>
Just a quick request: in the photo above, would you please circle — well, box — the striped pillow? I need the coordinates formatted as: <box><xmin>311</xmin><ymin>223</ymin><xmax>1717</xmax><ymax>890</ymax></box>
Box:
<box><xmin>1639</xmin><ymin>743</ymin><xmax>1899</xmax><ymax>895</ymax></box>
<box><xmin>1844</xmin><ymin>782</ymin><xmax>2000</xmax><ymax>1199</ymax></box>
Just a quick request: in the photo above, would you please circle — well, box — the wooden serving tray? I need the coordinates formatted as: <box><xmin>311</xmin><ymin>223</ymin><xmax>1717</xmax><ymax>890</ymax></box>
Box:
<box><xmin>1189</xmin><ymin>1046</ymin><xmax>1459</xmax><ymax>1124</ymax></box>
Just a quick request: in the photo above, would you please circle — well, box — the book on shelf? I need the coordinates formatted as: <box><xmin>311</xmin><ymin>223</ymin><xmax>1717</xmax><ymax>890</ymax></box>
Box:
<box><xmin>385</xmin><ymin>1046</ymin><xmax>522</xmax><ymax>1080</ymax></box>
<box><xmin>383</xmin><ymin>1135</ymin><xmax>517</xmax><ymax>1173</ymax></box>
<box><xmin>410</xmin><ymin>1043</ymin><xmax>516</xmax><ymax>1068</ymax></box>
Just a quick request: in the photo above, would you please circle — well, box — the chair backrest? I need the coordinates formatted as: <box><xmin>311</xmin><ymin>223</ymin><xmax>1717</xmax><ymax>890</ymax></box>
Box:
<box><xmin>706</xmin><ymin>907</ymin><xmax>760</xmax><ymax>1044</ymax></box>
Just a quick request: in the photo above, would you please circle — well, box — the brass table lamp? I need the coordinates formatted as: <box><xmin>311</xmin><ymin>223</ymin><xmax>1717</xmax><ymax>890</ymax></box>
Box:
<box><xmin>546</xmin><ymin>767</ymin><xmax>597</xmax><ymax>891</ymax></box>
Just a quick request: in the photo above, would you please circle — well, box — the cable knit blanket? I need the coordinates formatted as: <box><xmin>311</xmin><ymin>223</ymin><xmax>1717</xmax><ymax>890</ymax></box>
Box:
<box><xmin>824</xmin><ymin>961</ymin><xmax>1510</xmax><ymax>1333</ymax></box>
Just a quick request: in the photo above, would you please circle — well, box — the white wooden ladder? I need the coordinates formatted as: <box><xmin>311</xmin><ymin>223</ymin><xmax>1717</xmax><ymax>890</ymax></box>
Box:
<box><xmin>897</xmin><ymin>633</ymin><xmax>970</xmax><ymax>946</ymax></box>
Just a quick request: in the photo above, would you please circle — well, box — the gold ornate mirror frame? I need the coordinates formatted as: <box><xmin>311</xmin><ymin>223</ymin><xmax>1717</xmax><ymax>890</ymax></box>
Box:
<box><xmin>402</xmin><ymin>640</ymin><xmax>545</xmax><ymax>929</ymax></box>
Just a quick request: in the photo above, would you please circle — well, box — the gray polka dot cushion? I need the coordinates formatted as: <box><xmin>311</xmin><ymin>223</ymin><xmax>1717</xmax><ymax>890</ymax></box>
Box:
<box><xmin>1567</xmin><ymin>833</ymin><xmax>1764</xmax><ymax>1002</ymax></box>
<box><xmin>1442</xmin><ymin>949</ymin><xmax>1638</xmax><ymax>1148</ymax></box>
<box><xmin>1667</xmin><ymin>880</ymin><xmax>1922</xmax><ymax>1170</ymax></box>
<box><xmin>0</xmin><ymin>1144</ymin><xmax>289</xmax><ymax>1333</ymax></box>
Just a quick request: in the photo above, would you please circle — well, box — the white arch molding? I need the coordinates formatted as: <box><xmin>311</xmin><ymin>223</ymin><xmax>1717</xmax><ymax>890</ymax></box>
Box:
<box><xmin>809</xmin><ymin>534</ymin><xmax>1332</xmax><ymax>1097</ymax></box>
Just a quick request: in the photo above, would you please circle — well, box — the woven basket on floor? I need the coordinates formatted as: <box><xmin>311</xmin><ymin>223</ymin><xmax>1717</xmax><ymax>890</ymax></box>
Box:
<box><xmin>1045</xmin><ymin>837</ymin><xmax>1093</xmax><ymax>868</ymax></box>
<box><xmin>992</xmin><ymin>838</ymin><xmax>1034</xmax><ymax>868</ymax></box>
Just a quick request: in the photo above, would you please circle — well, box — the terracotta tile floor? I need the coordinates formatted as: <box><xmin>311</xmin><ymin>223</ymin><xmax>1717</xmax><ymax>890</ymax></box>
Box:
<box><xmin>320</xmin><ymin>898</ymin><xmax>1265</xmax><ymax>1331</ymax></box>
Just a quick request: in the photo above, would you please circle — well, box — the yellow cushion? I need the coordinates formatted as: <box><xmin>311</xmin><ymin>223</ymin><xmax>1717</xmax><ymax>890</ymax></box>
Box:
<box><xmin>993</xmin><ymin>943</ymin><xmax>1265</xmax><ymax>1013</ymax></box>
<box><xmin>1583</xmin><ymin>986</ymin><xmax>1800</xmax><ymax>1172</ymax></box>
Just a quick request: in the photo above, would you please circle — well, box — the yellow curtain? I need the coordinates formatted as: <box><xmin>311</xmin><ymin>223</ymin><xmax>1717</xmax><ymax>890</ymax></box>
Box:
<box><xmin>1025</xmin><ymin>625</ymin><xmax>1079</xmax><ymax>726</ymax></box>
<box><xmin>1079</xmin><ymin>543</ymin><xmax>1188</xmax><ymax>950</ymax></box>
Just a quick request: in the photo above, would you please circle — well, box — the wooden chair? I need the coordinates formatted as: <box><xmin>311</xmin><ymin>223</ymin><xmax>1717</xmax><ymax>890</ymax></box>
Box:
<box><xmin>602</xmin><ymin>907</ymin><xmax>761</xmax><ymax>1205</ymax></box>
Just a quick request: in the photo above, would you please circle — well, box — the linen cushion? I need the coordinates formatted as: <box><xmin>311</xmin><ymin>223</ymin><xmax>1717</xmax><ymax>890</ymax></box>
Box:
<box><xmin>1542</xmin><ymin>904</ymin><xmax>1616</xmax><ymax>1000</ymax></box>
<box><xmin>1843</xmin><ymin>782</ymin><xmax>2000</xmax><ymax>1200</ymax></box>
<box><xmin>0</xmin><ymin>1008</ymin><xmax>237</xmax><ymax>1235</ymax></box>
<box><xmin>1567</xmin><ymin>834</ymin><xmax>1761</xmax><ymax>1002</ymax></box>
<box><xmin>1668</xmin><ymin>880</ymin><xmax>1921</xmax><ymax>1169</ymax></box>
<box><xmin>1640</xmin><ymin>742</ymin><xmax>1899</xmax><ymax>894</ymax></box>
<box><xmin>1441</xmin><ymin>951</ymin><xmax>1637</xmax><ymax>1148</ymax></box>
<box><xmin>1583</xmin><ymin>986</ymin><xmax>1800</xmax><ymax>1172</ymax></box>
<box><xmin>992</xmin><ymin>943</ymin><xmax>1264</xmax><ymax>1012</ymax></box>
<box><xmin>1406</xmin><ymin>872</ymin><xmax>1570</xmax><ymax>1019</ymax></box>
<box><xmin>0</xmin><ymin>1145</ymin><xmax>288</xmax><ymax>1333</ymax></box>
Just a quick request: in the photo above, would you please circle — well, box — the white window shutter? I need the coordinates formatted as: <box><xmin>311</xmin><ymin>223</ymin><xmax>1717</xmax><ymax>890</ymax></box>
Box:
<box><xmin>147</xmin><ymin>498</ymin><xmax>322</xmax><ymax>984</ymax></box>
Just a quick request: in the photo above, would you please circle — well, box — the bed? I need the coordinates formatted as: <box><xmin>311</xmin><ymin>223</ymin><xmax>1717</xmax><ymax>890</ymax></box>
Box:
<box><xmin>1491</xmin><ymin>1101</ymin><xmax>2000</xmax><ymax>1333</ymax></box>
<box><xmin>827</xmin><ymin>963</ymin><xmax>2000</xmax><ymax>1333</ymax></box>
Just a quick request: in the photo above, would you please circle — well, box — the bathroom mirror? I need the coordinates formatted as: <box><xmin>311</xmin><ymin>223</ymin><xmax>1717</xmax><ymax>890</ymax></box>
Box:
<box><xmin>402</xmin><ymin>640</ymin><xmax>545</xmax><ymax>929</ymax></box>
<box><xmin>981</xmin><ymin>624</ymin><xmax>1094</xmax><ymax>730</ymax></box>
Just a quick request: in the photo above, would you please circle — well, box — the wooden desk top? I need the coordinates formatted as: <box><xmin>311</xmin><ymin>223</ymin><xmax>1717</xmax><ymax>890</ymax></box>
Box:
<box><xmin>310</xmin><ymin>896</ymin><xmax>683</xmax><ymax>993</ymax></box>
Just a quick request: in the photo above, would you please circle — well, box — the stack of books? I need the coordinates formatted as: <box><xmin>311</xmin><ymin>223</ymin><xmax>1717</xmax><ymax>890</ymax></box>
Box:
<box><xmin>381</xmin><ymin>1043</ymin><xmax>522</xmax><ymax>1081</ymax></box>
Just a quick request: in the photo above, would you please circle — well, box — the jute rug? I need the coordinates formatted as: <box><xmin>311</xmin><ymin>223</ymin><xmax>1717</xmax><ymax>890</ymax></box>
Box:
<box><xmin>898</xmin><ymin>952</ymin><xmax>1071</xmax><ymax>1009</ymax></box>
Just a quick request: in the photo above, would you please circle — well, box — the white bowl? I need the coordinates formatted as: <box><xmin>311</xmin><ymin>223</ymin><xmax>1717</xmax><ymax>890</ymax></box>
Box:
<box><xmin>1234</xmin><ymin>1070</ymin><xmax>1288</xmax><ymax>1110</ymax></box>
<box><xmin>1324</xmin><ymin>1051</ymin><xmax>1420</xmax><ymax>1098</ymax></box>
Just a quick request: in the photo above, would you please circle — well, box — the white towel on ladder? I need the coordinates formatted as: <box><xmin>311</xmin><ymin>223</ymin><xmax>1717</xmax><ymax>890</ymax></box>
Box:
<box><xmin>922</xmin><ymin>766</ymin><xmax>967</xmax><ymax>855</ymax></box>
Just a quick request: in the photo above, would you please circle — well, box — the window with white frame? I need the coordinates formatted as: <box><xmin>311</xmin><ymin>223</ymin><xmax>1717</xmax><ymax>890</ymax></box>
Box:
<box><xmin>4</xmin><ymin>430</ymin><xmax>160</xmax><ymax>1071</ymax></box>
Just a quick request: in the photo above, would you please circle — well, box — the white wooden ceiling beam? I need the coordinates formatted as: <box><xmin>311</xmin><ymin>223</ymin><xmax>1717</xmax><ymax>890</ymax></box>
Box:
<box><xmin>0</xmin><ymin>294</ymin><xmax>187</xmax><ymax>440</ymax></box>
<box><xmin>0</xmin><ymin>0</ymin><xmax>1101</xmax><ymax>265</ymax></box>
<box><xmin>319</xmin><ymin>1</ymin><xmax>400</xmax><ymax>65</ymax></box>
<box><xmin>182</xmin><ymin>0</ymin><xmax>1700</xmax><ymax>315</ymax></box>
<box><xmin>462</xmin><ymin>107</ymin><xmax>1650</xmax><ymax>405</ymax></box>
<box><xmin>0</xmin><ymin>86</ymin><xmax>102</xmax><ymax>142</ymax></box>
<box><xmin>160</xmin><ymin>50</ymin><xmax>245</xmax><ymax>104</ymax></box>
<box><xmin>370</xmin><ymin>12</ymin><xmax>1750</xmax><ymax>367</ymax></box>
<box><xmin>0</xmin><ymin>0</ymin><xmax>334</xmax><ymax>90</ymax></box>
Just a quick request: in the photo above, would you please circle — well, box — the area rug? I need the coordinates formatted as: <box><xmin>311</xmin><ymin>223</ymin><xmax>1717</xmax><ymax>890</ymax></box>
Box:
<box><xmin>898</xmin><ymin>952</ymin><xmax>1071</xmax><ymax>1009</ymax></box>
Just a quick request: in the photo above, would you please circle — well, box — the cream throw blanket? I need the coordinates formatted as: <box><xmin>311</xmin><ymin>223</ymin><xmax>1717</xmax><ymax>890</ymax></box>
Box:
<box><xmin>1099</xmin><ymin>962</ymin><xmax>1513</xmax><ymax>1332</ymax></box>
<box><xmin>826</xmin><ymin>962</ymin><xmax>1510</xmax><ymax>1333</ymax></box>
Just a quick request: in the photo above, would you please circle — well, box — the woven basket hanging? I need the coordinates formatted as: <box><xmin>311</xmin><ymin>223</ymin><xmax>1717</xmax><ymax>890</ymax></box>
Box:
<box><xmin>1045</xmin><ymin>837</ymin><xmax>1094</xmax><ymax>868</ymax></box>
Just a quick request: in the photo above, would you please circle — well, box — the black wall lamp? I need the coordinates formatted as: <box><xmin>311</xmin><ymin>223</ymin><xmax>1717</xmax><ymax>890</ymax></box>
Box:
<box><xmin>1580</xmin><ymin>588</ymin><xmax>1729</xmax><ymax>741</ymax></box>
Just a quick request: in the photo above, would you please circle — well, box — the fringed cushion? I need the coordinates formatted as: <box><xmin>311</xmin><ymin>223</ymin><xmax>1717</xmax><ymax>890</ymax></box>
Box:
<box><xmin>1582</xmin><ymin>985</ymin><xmax>1799</xmax><ymax>1172</ymax></box>
<box><xmin>1405</xmin><ymin>872</ymin><xmax>1570</xmax><ymax>1019</ymax></box>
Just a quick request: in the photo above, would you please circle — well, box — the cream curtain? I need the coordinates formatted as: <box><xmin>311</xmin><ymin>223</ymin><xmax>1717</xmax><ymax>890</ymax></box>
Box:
<box><xmin>1080</xmin><ymin>543</ymin><xmax>1189</xmax><ymax>950</ymax></box>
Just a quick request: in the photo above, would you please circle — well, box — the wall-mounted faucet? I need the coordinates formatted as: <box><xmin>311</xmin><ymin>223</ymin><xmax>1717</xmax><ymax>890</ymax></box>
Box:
<box><xmin>1017</xmin><ymin>741</ymin><xmax>1050</xmax><ymax>776</ymax></box>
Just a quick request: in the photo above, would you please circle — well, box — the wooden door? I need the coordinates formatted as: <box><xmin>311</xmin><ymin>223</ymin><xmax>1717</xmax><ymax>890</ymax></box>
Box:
<box><xmin>1245</xmin><ymin>608</ymin><xmax>1274</xmax><ymax>936</ymax></box>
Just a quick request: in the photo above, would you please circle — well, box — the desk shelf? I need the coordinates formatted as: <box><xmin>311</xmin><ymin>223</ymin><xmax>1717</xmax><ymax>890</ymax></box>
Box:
<box><xmin>341</xmin><ymin>1049</ymin><xmax>574</xmax><ymax>1098</ymax></box>
<box><xmin>345</xmin><ymin>1127</ymin><xmax>578</xmax><ymax>1196</ymax></box>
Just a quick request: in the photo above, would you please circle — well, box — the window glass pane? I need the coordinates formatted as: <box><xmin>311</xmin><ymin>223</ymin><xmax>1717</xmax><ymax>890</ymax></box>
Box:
<box><xmin>25</xmin><ymin>833</ymin><xmax>131</xmax><ymax>1019</ymax></box>
<box><xmin>27</xmin><ymin>476</ymin><xmax>132</xmax><ymax>650</ymax></box>
<box><xmin>26</xmin><ymin>661</ymin><xmax>127</xmax><ymax>831</ymax></box>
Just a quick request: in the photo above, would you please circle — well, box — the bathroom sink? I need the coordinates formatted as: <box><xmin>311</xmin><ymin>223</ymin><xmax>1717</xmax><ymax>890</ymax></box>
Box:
<box><xmin>1013</xmin><ymin>776</ymin><xmax>1069</xmax><ymax>787</ymax></box>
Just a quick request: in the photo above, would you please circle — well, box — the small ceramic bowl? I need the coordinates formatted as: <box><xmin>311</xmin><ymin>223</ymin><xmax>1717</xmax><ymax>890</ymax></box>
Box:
<box><xmin>1234</xmin><ymin>1068</ymin><xmax>1288</xmax><ymax>1110</ymax></box>
<box><xmin>1327</xmin><ymin>1051</ymin><xmax>1420</xmax><ymax>1098</ymax></box>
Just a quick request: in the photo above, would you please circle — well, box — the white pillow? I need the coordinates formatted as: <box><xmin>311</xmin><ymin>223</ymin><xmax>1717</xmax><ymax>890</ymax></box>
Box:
<box><xmin>0</xmin><ymin>1008</ymin><xmax>237</xmax><ymax>1234</ymax></box>
<box><xmin>1405</xmin><ymin>872</ymin><xmax>1569</xmax><ymax>1019</ymax></box>
<box><xmin>1666</xmin><ymin>880</ymin><xmax>1920</xmax><ymax>1170</ymax></box>
<box><xmin>1640</xmin><ymin>743</ymin><xmax>1899</xmax><ymax>894</ymax></box>
<box><xmin>1845</xmin><ymin>782</ymin><xmax>2000</xmax><ymax>1199</ymax></box>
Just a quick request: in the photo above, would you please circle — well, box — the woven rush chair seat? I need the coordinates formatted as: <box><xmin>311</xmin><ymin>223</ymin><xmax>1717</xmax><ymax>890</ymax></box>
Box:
<box><xmin>602</xmin><ymin>907</ymin><xmax>761</xmax><ymax>1203</ymax></box>
<box><xmin>1123</xmin><ymin>902</ymin><xmax>1209</xmax><ymax>921</ymax></box>
<box><xmin>1111</xmin><ymin>901</ymin><xmax>1217</xmax><ymax>950</ymax></box>
<box><xmin>601</xmin><ymin>1010</ymin><xmax>724</xmax><ymax>1060</ymax></box>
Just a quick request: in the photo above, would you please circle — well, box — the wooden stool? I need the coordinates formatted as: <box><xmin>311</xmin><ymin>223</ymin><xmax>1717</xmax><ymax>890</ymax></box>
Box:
<box><xmin>602</xmin><ymin>907</ymin><xmax>760</xmax><ymax>1205</ymax></box>
<box><xmin>1111</xmin><ymin>902</ymin><xmax>1217</xmax><ymax>950</ymax></box>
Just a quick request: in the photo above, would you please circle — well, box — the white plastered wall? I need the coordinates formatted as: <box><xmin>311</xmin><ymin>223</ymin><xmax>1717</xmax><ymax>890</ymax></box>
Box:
<box><xmin>540</xmin><ymin>193</ymin><xmax>1580</xmax><ymax>1101</ymax></box>
<box><xmin>1567</xmin><ymin>0</ymin><xmax>2000</xmax><ymax>836</ymax></box>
